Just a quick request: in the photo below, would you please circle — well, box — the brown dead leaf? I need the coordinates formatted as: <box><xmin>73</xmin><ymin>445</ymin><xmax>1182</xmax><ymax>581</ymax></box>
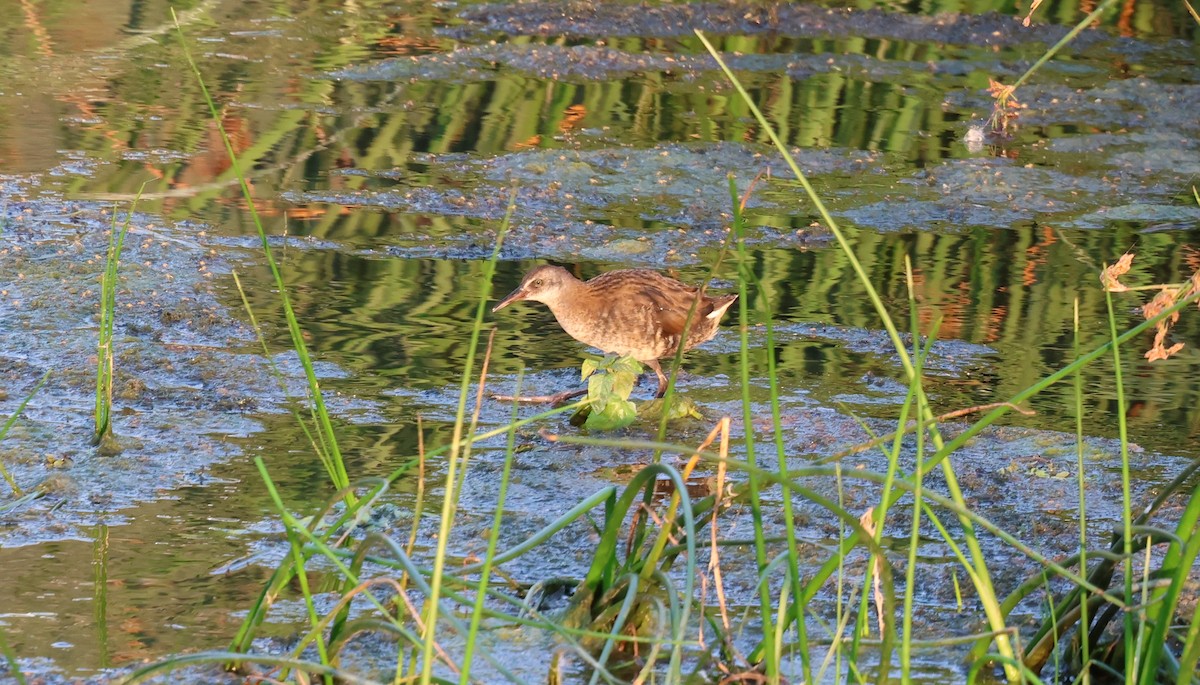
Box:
<box><xmin>1022</xmin><ymin>0</ymin><xmax>1045</xmax><ymax>26</ymax></box>
<box><xmin>985</xmin><ymin>78</ymin><xmax>1023</xmax><ymax>134</ymax></box>
<box><xmin>986</xmin><ymin>79</ymin><xmax>1017</xmax><ymax>104</ymax></box>
<box><xmin>1100</xmin><ymin>253</ymin><xmax>1135</xmax><ymax>292</ymax></box>
<box><xmin>1143</xmin><ymin>286</ymin><xmax>1185</xmax><ymax>361</ymax></box>
<box><xmin>859</xmin><ymin>507</ymin><xmax>886</xmax><ymax>637</ymax></box>
<box><xmin>1188</xmin><ymin>271</ymin><xmax>1200</xmax><ymax>309</ymax></box>
<box><xmin>1145</xmin><ymin>338</ymin><xmax>1184</xmax><ymax>362</ymax></box>
<box><xmin>1141</xmin><ymin>285</ymin><xmax>1179</xmax><ymax>320</ymax></box>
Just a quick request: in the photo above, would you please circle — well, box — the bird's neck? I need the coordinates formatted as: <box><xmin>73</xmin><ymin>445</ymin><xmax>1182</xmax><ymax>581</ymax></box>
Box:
<box><xmin>541</xmin><ymin>278</ymin><xmax>599</xmax><ymax>336</ymax></box>
<box><xmin>539</xmin><ymin>276</ymin><xmax>586</xmax><ymax>312</ymax></box>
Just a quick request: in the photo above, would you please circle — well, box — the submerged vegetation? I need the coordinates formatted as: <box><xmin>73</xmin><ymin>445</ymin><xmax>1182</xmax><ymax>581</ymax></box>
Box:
<box><xmin>1</xmin><ymin>1</ymin><xmax>1198</xmax><ymax>684</ymax></box>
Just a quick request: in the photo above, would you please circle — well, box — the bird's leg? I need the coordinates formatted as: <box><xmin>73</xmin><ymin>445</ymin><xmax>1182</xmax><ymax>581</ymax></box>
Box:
<box><xmin>645</xmin><ymin>359</ymin><xmax>669</xmax><ymax>398</ymax></box>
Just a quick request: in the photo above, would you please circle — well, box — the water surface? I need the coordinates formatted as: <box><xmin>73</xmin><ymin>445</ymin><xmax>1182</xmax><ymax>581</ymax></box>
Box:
<box><xmin>1</xmin><ymin>0</ymin><xmax>1198</xmax><ymax>680</ymax></box>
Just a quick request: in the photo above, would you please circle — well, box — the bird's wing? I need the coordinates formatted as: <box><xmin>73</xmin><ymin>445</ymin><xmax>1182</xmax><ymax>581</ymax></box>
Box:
<box><xmin>637</xmin><ymin>281</ymin><xmax>705</xmax><ymax>337</ymax></box>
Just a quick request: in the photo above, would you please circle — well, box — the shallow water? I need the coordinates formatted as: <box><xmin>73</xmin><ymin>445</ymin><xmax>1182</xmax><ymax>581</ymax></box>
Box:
<box><xmin>1</xmin><ymin>0</ymin><xmax>1198</xmax><ymax>681</ymax></box>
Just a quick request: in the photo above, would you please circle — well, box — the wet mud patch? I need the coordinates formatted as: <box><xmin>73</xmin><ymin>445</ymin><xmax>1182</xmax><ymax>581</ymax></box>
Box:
<box><xmin>334</xmin><ymin>41</ymin><xmax>1040</xmax><ymax>87</ymax></box>
<box><xmin>837</xmin><ymin>143</ymin><xmax>1200</xmax><ymax>232</ymax></box>
<box><xmin>711</xmin><ymin>322</ymin><xmax>999</xmax><ymax>374</ymax></box>
<box><xmin>0</xmin><ymin>190</ymin><xmax>279</xmax><ymax>545</ymax></box>
<box><xmin>304</xmin><ymin>142</ymin><xmax>882</xmax><ymax>263</ymax></box>
<box><xmin>867</xmin><ymin>80</ymin><xmax>1200</xmax><ymax>232</ymax></box>
<box><xmin>451</xmin><ymin>2</ymin><xmax>1105</xmax><ymax>50</ymax></box>
<box><xmin>837</xmin><ymin>78</ymin><xmax>1200</xmax><ymax>230</ymax></box>
<box><xmin>1019</xmin><ymin>80</ymin><xmax>1200</xmax><ymax>136</ymax></box>
<box><xmin>331</xmin><ymin>65</ymin><xmax>1199</xmax><ymax>247</ymax></box>
<box><xmin>696</xmin><ymin>322</ymin><xmax>1000</xmax><ymax>410</ymax></box>
<box><xmin>332</xmin><ymin>43</ymin><xmax>709</xmax><ymax>84</ymax></box>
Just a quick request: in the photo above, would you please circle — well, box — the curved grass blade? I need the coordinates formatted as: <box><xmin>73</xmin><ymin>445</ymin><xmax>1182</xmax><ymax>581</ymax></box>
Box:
<box><xmin>0</xmin><ymin>370</ymin><xmax>50</xmax><ymax>497</ymax></box>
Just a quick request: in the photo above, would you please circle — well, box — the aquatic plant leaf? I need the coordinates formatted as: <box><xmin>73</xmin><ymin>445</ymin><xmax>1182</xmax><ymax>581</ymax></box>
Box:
<box><xmin>610</xmin><ymin>369</ymin><xmax>636</xmax><ymax>400</ymax></box>
<box><xmin>579</xmin><ymin>354</ymin><xmax>642</xmax><ymax>430</ymax></box>
<box><xmin>637</xmin><ymin>397</ymin><xmax>703</xmax><ymax>421</ymax></box>
<box><xmin>588</xmin><ymin>372</ymin><xmax>614</xmax><ymax>412</ymax></box>
<box><xmin>610</xmin><ymin>356</ymin><xmax>643</xmax><ymax>377</ymax></box>
<box><xmin>585</xmin><ymin>397</ymin><xmax>636</xmax><ymax>430</ymax></box>
<box><xmin>581</xmin><ymin>357</ymin><xmax>600</xmax><ymax>381</ymax></box>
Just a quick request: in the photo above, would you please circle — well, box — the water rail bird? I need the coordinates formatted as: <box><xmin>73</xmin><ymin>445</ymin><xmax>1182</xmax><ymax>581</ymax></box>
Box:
<box><xmin>492</xmin><ymin>265</ymin><xmax>737</xmax><ymax>398</ymax></box>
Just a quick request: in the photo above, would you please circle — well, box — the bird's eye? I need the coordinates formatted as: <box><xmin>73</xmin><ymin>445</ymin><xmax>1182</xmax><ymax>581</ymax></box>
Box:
<box><xmin>532</xmin><ymin>278</ymin><xmax>543</xmax><ymax>288</ymax></box>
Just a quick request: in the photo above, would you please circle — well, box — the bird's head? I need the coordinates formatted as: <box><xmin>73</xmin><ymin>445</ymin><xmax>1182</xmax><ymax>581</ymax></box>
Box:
<box><xmin>492</xmin><ymin>265</ymin><xmax>572</xmax><ymax>312</ymax></box>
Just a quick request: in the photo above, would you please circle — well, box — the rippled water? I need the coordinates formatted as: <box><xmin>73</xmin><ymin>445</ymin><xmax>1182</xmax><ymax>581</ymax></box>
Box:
<box><xmin>1</xmin><ymin>0</ymin><xmax>1198</xmax><ymax>680</ymax></box>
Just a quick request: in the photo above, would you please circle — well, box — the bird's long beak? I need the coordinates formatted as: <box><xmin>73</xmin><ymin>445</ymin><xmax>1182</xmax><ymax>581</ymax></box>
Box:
<box><xmin>491</xmin><ymin>286</ymin><xmax>528</xmax><ymax>313</ymax></box>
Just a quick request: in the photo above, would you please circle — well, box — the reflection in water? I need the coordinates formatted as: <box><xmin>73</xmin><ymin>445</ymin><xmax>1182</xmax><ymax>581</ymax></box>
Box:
<box><xmin>245</xmin><ymin>225</ymin><xmax>1199</xmax><ymax>455</ymax></box>
<box><xmin>1</xmin><ymin>0</ymin><xmax>1199</xmax><ymax>678</ymax></box>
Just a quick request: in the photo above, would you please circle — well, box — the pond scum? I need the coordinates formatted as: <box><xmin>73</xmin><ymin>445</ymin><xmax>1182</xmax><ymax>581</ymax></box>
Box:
<box><xmin>2</xmin><ymin>4</ymin><xmax>1196</xmax><ymax>685</ymax></box>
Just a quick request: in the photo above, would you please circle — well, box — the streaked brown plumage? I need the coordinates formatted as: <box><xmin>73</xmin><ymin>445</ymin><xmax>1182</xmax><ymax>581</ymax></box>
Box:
<box><xmin>492</xmin><ymin>265</ymin><xmax>737</xmax><ymax>397</ymax></box>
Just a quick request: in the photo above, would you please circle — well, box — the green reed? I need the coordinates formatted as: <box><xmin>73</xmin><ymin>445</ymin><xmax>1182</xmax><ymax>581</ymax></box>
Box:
<box><xmin>93</xmin><ymin>193</ymin><xmax>141</xmax><ymax>448</ymax></box>
<box><xmin>1104</xmin><ymin>281</ymin><xmax>1136</xmax><ymax>682</ymax></box>
<box><xmin>172</xmin><ymin>8</ymin><xmax>350</xmax><ymax>498</ymax></box>
<box><xmin>459</xmin><ymin>370</ymin><xmax>524</xmax><ymax>684</ymax></box>
<box><xmin>1072</xmin><ymin>299</ymin><xmax>1091</xmax><ymax>684</ymax></box>
<box><xmin>419</xmin><ymin>187</ymin><xmax>515</xmax><ymax>685</ymax></box>
<box><xmin>700</xmin><ymin>28</ymin><xmax>1002</xmax><ymax>682</ymax></box>
<box><xmin>897</xmin><ymin>257</ymin><xmax>937</xmax><ymax>684</ymax></box>
<box><xmin>0</xmin><ymin>370</ymin><xmax>50</xmax><ymax>498</ymax></box>
<box><xmin>727</xmin><ymin>172</ymin><xmax>808</xmax><ymax>682</ymax></box>
<box><xmin>697</xmin><ymin>23</ymin><xmax>1200</xmax><ymax>685</ymax></box>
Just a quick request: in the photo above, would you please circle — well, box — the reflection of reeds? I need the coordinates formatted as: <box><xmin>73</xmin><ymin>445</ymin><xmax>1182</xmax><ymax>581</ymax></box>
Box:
<box><xmin>171</xmin><ymin>9</ymin><xmax>353</xmax><ymax>499</ymax></box>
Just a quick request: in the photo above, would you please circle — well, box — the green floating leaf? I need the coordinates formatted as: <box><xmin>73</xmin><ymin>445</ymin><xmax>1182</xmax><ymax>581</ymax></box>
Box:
<box><xmin>577</xmin><ymin>354</ymin><xmax>645</xmax><ymax>431</ymax></box>
<box><xmin>610</xmin><ymin>370</ymin><xmax>637</xmax><ymax>400</ymax></box>
<box><xmin>588</xmin><ymin>373</ymin><xmax>613</xmax><ymax>413</ymax></box>
<box><xmin>638</xmin><ymin>397</ymin><xmax>704</xmax><ymax>421</ymax></box>
<box><xmin>585</xmin><ymin>398</ymin><xmax>637</xmax><ymax>430</ymax></box>
<box><xmin>581</xmin><ymin>357</ymin><xmax>600</xmax><ymax>381</ymax></box>
<box><xmin>611</xmin><ymin>356</ymin><xmax>644</xmax><ymax>377</ymax></box>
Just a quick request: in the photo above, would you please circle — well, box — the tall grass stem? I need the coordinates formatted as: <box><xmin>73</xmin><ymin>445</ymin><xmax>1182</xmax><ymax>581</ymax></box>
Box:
<box><xmin>172</xmin><ymin>9</ymin><xmax>351</xmax><ymax>497</ymax></box>
<box><xmin>1102</xmin><ymin>288</ymin><xmax>1135</xmax><ymax>683</ymax></box>
<box><xmin>420</xmin><ymin>188</ymin><xmax>515</xmax><ymax>684</ymax></box>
